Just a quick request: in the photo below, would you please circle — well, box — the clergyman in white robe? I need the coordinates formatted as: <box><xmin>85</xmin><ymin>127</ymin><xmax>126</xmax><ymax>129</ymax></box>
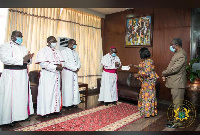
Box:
<box><xmin>98</xmin><ymin>52</ymin><xmax>121</xmax><ymax>103</ymax></box>
<box><xmin>35</xmin><ymin>46</ymin><xmax>64</xmax><ymax>116</ymax></box>
<box><xmin>0</xmin><ymin>41</ymin><xmax>34</xmax><ymax>125</ymax></box>
<box><xmin>61</xmin><ymin>47</ymin><xmax>81</xmax><ymax>107</ymax></box>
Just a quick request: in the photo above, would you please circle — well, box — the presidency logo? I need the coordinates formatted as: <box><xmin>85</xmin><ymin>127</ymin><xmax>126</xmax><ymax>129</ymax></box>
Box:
<box><xmin>167</xmin><ymin>100</ymin><xmax>196</xmax><ymax>128</ymax></box>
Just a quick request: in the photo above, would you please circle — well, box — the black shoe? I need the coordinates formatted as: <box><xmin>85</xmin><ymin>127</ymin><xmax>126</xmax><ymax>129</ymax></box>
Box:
<box><xmin>165</xmin><ymin>123</ymin><xmax>179</xmax><ymax>128</ymax></box>
<box><xmin>26</xmin><ymin>118</ymin><xmax>31</xmax><ymax>121</ymax></box>
<box><xmin>113</xmin><ymin>101</ymin><xmax>117</xmax><ymax>105</ymax></box>
<box><xmin>104</xmin><ymin>103</ymin><xmax>108</xmax><ymax>106</ymax></box>
<box><xmin>65</xmin><ymin>107</ymin><xmax>71</xmax><ymax>110</ymax></box>
<box><xmin>42</xmin><ymin>115</ymin><xmax>49</xmax><ymax>118</ymax></box>
<box><xmin>72</xmin><ymin>105</ymin><xmax>78</xmax><ymax>108</ymax></box>
<box><xmin>166</xmin><ymin>120</ymin><xmax>173</xmax><ymax>124</ymax></box>
<box><xmin>55</xmin><ymin>112</ymin><xmax>62</xmax><ymax>115</ymax></box>
<box><xmin>9</xmin><ymin>122</ymin><xmax>15</xmax><ymax>127</ymax></box>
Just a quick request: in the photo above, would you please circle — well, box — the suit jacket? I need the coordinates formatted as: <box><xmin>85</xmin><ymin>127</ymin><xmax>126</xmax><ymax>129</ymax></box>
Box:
<box><xmin>162</xmin><ymin>48</ymin><xmax>187</xmax><ymax>89</ymax></box>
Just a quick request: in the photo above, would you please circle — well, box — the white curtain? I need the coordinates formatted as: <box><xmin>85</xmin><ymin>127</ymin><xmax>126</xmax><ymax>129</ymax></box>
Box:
<box><xmin>4</xmin><ymin>8</ymin><xmax>103</xmax><ymax>88</ymax></box>
<box><xmin>5</xmin><ymin>8</ymin><xmax>61</xmax><ymax>71</ymax></box>
<box><xmin>57</xmin><ymin>8</ymin><xmax>103</xmax><ymax>77</ymax></box>
<box><xmin>57</xmin><ymin>8</ymin><xmax>103</xmax><ymax>88</ymax></box>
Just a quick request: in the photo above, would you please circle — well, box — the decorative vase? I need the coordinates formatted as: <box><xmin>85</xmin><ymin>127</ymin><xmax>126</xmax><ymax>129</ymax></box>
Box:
<box><xmin>185</xmin><ymin>78</ymin><xmax>200</xmax><ymax>113</ymax></box>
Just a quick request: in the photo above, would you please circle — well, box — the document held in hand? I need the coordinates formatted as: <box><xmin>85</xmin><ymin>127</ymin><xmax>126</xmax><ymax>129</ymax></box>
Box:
<box><xmin>121</xmin><ymin>66</ymin><xmax>130</xmax><ymax>71</ymax></box>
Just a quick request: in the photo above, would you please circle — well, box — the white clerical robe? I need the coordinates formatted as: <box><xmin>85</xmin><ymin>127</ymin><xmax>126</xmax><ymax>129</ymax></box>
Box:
<box><xmin>0</xmin><ymin>41</ymin><xmax>34</xmax><ymax>125</ymax></box>
<box><xmin>61</xmin><ymin>47</ymin><xmax>81</xmax><ymax>107</ymax></box>
<box><xmin>35</xmin><ymin>46</ymin><xmax>64</xmax><ymax>116</ymax></box>
<box><xmin>98</xmin><ymin>53</ymin><xmax>121</xmax><ymax>102</ymax></box>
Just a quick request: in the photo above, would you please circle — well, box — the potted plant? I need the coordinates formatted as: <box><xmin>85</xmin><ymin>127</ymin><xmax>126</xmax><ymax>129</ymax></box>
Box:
<box><xmin>185</xmin><ymin>57</ymin><xmax>200</xmax><ymax>113</ymax></box>
<box><xmin>186</xmin><ymin>57</ymin><xmax>200</xmax><ymax>83</ymax></box>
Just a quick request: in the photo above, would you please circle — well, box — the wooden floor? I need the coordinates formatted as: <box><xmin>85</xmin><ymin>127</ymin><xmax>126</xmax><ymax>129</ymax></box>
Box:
<box><xmin>0</xmin><ymin>90</ymin><xmax>200</xmax><ymax>131</ymax></box>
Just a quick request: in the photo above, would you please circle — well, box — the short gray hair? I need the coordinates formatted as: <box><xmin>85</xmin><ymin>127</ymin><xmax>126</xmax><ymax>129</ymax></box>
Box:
<box><xmin>173</xmin><ymin>38</ymin><xmax>182</xmax><ymax>47</ymax></box>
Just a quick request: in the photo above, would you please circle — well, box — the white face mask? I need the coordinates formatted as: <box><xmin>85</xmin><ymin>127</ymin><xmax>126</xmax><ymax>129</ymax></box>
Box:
<box><xmin>51</xmin><ymin>43</ymin><xmax>57</xmax><ymax>48</ymax></box>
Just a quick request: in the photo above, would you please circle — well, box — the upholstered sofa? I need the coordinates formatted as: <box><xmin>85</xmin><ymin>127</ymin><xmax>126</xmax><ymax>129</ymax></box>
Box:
<box><xmin>97</xmin><ymin>71</ymin><xmax>160</xmax><ymax>101</ymax></box>
<box><xmin>28</xmin><ymin>70</ymin><xmax>40</xmax><ymax>104</ymax></box>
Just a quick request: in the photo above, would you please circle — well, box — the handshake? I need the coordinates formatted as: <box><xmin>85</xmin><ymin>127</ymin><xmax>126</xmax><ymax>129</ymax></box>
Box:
<box><xmin>128</xmin><ymin>64</ymin><xmax>139</xmax><ymax>68</ymax></box>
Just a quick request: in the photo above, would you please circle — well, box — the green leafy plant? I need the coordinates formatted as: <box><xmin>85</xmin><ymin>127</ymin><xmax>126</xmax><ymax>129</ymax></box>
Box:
<box><xmin>186</xmin><ymin>57</ymin><xmax>200</xmax><ymax>83</ymax></box>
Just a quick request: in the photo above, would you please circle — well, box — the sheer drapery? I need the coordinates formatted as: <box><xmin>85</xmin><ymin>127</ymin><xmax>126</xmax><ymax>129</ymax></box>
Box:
<box><xmin>57</xmin><ymin>8</ymin><xmax>103</xmax><ymax>77</ymax></box>
<box><xmin>5</xmin><ymin>8</ymin><xmax>61</xmax><ymax>71</ymax></box>
<box><xmin>4</xmin><ymin>8</ymin><xmax>103</xmax><ymax>88</ymax></box>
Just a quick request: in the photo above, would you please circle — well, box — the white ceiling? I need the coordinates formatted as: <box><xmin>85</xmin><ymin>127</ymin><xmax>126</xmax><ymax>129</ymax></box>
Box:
<box><xmin>88</xmin><ymin>8</ymin><xmax>128</xmax><ymax>15</ymax></box>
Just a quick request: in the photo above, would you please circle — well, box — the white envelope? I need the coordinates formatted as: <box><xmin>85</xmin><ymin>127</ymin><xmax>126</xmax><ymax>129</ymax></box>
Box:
<box><xmin>121</xmin><ymin>66</ymin><xmax>130</xmax><ymax>71</ymax></box>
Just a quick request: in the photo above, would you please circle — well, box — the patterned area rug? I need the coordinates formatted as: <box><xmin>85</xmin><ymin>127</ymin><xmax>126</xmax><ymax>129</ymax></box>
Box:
<box><xmin>15</xmin><ymin>102</ymin><xmax>143</xmax><ymax>131</ymax></box>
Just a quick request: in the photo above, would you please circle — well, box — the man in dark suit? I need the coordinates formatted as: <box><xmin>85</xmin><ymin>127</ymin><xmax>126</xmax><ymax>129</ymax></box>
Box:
<box><xmin>162</xmin><ymin>38</ymin><xmax>187</xmax><ymax>128</ymax></box>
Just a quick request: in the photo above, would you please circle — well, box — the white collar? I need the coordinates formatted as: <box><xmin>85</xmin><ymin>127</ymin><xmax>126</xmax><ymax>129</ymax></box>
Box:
<box><xmin>10</xmin><ymin>40</ymin><xmax>21</xmax><ymax>46</ymax></box>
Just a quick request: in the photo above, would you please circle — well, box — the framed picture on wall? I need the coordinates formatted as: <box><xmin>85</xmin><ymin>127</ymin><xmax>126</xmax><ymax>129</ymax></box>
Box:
<box><xmin>125</xmin><ymin>15</ymin><xmax>153</xmax><ymax>47</ymax></box>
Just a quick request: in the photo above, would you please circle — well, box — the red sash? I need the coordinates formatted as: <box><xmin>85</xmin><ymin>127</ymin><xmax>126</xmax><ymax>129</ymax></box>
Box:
<box><xmin>103</xmin><ymin>68</ymin><xmax>117</xmax><ymax>73</ymax></box>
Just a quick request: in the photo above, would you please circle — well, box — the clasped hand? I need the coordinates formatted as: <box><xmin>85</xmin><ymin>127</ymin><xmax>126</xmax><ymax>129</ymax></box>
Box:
<box><xmin>23</xmin><ymin>51</ymin><xmax>34</xmax><ymax>63</ymax></box>
<box><xmin>115</xmin><ymin>62</ymin><xmax>120</xmax><ymax>67</ymax></box>
<box><xmin>56</xmin><ymin>64</ymin><xmax>63</xmax><ymax>72</ymax></box>
<box><xmin>162</xmin><ymin>76</ymin><xmax>166</xmax><ymax>81</ymax></box>
<box><xmin>75</xmin><ymin>68</ymin><xmax>79</xmax><ymax>73</ymax></box>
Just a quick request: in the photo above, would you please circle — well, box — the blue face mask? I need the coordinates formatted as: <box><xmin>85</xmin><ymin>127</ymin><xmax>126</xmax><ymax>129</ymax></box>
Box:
<box><xmin>73</xmin><ymin>45</ymin><xmax>77</xmax><ymax>49</ymax></box>
<box><xmin>15</xmin><ymin>37</ymin><xmax>23</xmax><ymax>45</ymax></box>
<box><xmin>111</xmin><ymin>53</ymin><xmax>116</xmax><ymax>57</ymax></box>
<box><xmin>170</xmin><ymin>46</ymin><xmax>176</xmax><ymax>52</ymax></box>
